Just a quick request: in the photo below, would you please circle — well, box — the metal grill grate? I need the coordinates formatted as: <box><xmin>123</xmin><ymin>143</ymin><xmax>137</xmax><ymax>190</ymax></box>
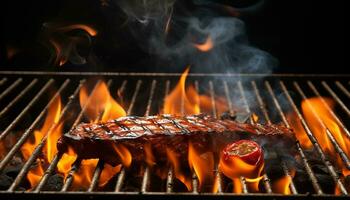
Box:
<box><xmin>0</xmin><ymin>71</ymin><xmax>349</xmax><ymax>198</ymax></box>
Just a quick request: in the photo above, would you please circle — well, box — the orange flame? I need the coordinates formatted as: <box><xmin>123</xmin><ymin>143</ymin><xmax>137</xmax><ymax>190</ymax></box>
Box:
<box><xmin>166</xmin><ymin>148</ymin><xmax>192</xmax><ymax>191</ymax></box>
<box><xmin>299</xmin><ymin>97</ymin><xmax>350</xmax><ymax>177</ymax></box>
<box><xmin>252</xmin><ymin>113</ymin><xmax>259</xmax><ymax>123</ymax></box>
<box><xmin>188</xmin><ymin>142</ymin><xmax>215</xmax><ymax>191</ymax></box>
<box><xmin>144</xmin><ymin>143</ymin><xmax>156</xmax><ymax>167</ymax></box>
<box><xmin>112</xmin><ymin>144</ymin><xmax>132</xmax><ymax>168</ymax></box>
<box><xmin>57</xmin><ymin>24</ymin><xmax>98</xmax><ymax>36</ymax></box>
<box><xmin>57</xmin><ymin>147</ymin><xmax>77</xmax><ymax>178</ymax></box>
<box><xmin>79</xmin><ymin>81</ymin><xmax>126</xmax><ymax>122</ymax></box>
<box><xmin>287</xmin><ymin>113</ymin><xmax>313</xmax><ymax>149</ymax></box>
<box><xmin>163</xmin><ymin>68</ymin><xmax>200</xmax><ymax>115</ymax></box>
<box><xmin>194</xmin><ymin>36</ymin><xmax>214</xmax><ymax>52</ymax></box>
<box><xmin>72</xmin><ymin>159</ymin><xmax>98</xmax><ymax>189</ymax></box>
<box><xmin>21</xmin><ymin>95</ymin><xmax>62</xmax><ymax>189</ymax></box>
<box><xmin>99</xmin><ymin>164</ymin><xmax>122</xmax><ymax>187</ymax></box>
<box><xmin>219</xmin><ymin>153</ymin><xmax>264</xmax><ymax>193</ymax></box>
<box><xmin>272</xmin><ymin>170</ymin><xmax>296</xmax><ymax>194</ymax></box>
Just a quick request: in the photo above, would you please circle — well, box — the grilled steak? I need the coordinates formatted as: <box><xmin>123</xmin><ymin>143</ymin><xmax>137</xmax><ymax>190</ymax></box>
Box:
<box><xmin>57</xmin><ymin>114</ymin><xmax>296</xmax><ymax>167</ymax></box>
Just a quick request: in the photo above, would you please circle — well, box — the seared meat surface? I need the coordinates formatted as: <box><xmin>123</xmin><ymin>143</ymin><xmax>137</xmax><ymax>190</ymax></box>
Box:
<box><xmin>57</xmin><ymin>114</ymin><xmax>296</xmax><ymax>166</ymax></box>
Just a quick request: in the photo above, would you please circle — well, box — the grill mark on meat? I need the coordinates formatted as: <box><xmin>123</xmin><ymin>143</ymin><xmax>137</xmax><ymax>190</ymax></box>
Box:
<box><xmin>57</xmin><ymin>114</ymin><xmax>296</xmax><ymax>166</ymax></box>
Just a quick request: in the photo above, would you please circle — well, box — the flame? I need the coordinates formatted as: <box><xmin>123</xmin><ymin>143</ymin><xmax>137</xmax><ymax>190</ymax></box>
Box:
<box><xmin>299</xmin><ymin>97</ymin><xmax>350</xmax><ymax>176</ymax></box>
<box><xmin>252</xmin><ymin>113</ymin><xmax>259</xmax><ymax>123</ymax></box>
<box><xmin>188</xmin><ymin>142</ymin><xmax>215</xmax><ymax>191</ymax></box>
<box><xmin>287</xmin><ymin>113</ymin><xmax>313</xmax><ymax>149</ymax></box>
<box><xmin>79</xmin><ymin>81</ymin><xmax>126</xmax><ymax>122</ymax></box>
<box><xmin>166</xmin><ymin>148</ymin><xmax>192</xmax><ymax>191</ymax></box>
<box><xmin>163</xmin><ymin>68</ymin><xmax>200</xmax><ymax>115</ymax></box>
<box><xmin>99</xmin><ymin>164</ymin><xmax>122</xmax><ymax>187</ymax></box>
<box><xmin>272</xmin><ymin>170</ymin><xmax>296</xmax><ymax>194</ymax></box>
<box><xmin>57</xmin><ymin>147</ymin><xmax>77</xmax><ymax>178</ymax></box>
<box><xmin>72</xmin><ymin>159</ymin><xmax>98</xmax><ymax>189</ymax></box>
<box><xmin>144</xmin><ymin>143</ymin><xmax>156</xmax><ymax>167</ymax></box>
<box><xmin>219</xmin><ymin>153</ymin><xmax>264</xmax><ymax>193</ymax></box>
<box><xmin>57</xmin><ymin>24</ymin><xmax>98</xmax><ymax>36</ymax></box>
<box><xmin>112</xmin><ymin>144</ymin><xmax>132</xmax><ymax>167</ymax></box>
<box><xmin>21</xmin><ymin>95</ymin><xmax>62</xmax><ymax>189</ymax></box>
<box><xmin>194</xmin><ymin>36</ymin><xmax>214</xmax><ymax>52</ymax></box>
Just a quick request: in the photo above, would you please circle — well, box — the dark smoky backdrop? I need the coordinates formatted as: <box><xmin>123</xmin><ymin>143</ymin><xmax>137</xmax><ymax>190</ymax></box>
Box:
<box><xmin>0</xmin><ymin>0</ymin><xmax>346</xmax><ymax>73</ymax></box>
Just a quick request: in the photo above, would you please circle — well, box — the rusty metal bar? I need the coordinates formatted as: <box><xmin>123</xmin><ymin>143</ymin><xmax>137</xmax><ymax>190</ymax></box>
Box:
<box><xmin>0</xmin><ymin>77</ymin><xmax>7</xmax><ymax>86</ymax></box>
<box><xmin>307</xmin><ymin>81</ymin><xmax>350</xmax><ymax>139</ymax></box>
<box><xmin>335</xmin><ymin>81</ymin><xmax>350</xmax><ymax>99</ymax></box>
<box><xmin>114</xmin><ymin>80</ymin><xmax>143</xmax><ymax>192</ymax></box>
<box><xmin>0</xmin><ymin>80</ymin><xmax>54</xmax><ymax>141</ymax></box>
<box><xmin>8</xmin><ymin>79</ymin><xmax>82</xmax><ymax>191</ymax></box>
<box><xmin>279</xmin><ymin>81</ymin><xmax>348</xmax><ymax>194</ymax></box>
<box><xmin>61</xmin><ymin>80</ymin><xmax>105</xmax><ymax>192</ymax></box>
<box><xmin>0</xmin><ymin>79</ymin><xmax>66</xmax><ymax>173</ymax></box>
<box><xmin>141</xmin><ymin>80</ymin><xmax>157</xmax><ymax>193</ymax></box>
<box><xmin>233</xmin><ymin>81</ymin><xmax>250</xmax><ymax>194</ymax></box>
<box><xmin>208</xmin><ymin>80</ymin><xmax>223</xmax><ymax>193</ymax></box>
<box><xmin>264</xmin><ymin>81</ymin><xmax>323</xmax><ymax>194</ymax></box>
<box><xmin>163</xmin><ymin>80</ymin><xmax>175</xmax><ymax>193</ymax></box>
<box><xmin>322</xmin><ymin>81</ymin><xmax>350</xmax><ymax>117</ymax></box>
<box><xmin>294</xmin><ymin>82</ymin><xmax>350</xmax><ymax>169</ymax></box>
<box><xmin>86</xmin><ymin>80</ymin><xmax>127</xmax><ymax>192</ymax></box>
<box><xmin>0</xmin><ymin>79</ymin><xmax>38</xmax><ymax>119</ymax></box>
<box><xmin>251</xmin><ymin>81</ymin><xmax>293</xmax><ymax>194</ymax></box>
<box><xmin>0</xmin><ymin>78</ymin><xmax>22</xmax><ymax>101</ymax></box>
<box><xmin>34</xmin><ymin>80</ymin><xmax>86</xmax><ymax>192</ymax></box>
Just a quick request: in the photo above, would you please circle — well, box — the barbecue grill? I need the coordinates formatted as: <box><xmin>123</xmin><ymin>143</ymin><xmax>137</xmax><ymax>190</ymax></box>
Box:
<box><xmin>0</xmin><ymin>71</ymin><xmax>349</xmax><ymax>199</ymax></box>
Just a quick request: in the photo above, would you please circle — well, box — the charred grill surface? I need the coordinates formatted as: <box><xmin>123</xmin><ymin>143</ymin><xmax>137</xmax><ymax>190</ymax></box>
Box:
<box><xmin>57</xmin><ymin>114</ymin><xmax>296</xmax><ymax>167</ymax></box>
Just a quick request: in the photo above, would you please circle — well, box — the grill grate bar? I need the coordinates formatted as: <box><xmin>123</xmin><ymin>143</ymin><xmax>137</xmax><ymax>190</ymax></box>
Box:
<box><xmin>141</xmin><ymin>80</ymin><xmax>157</xmax><ymax>193</ymax></box>
<box><xmin>335</xmin><ymin>81</ymin><xmax>350</xmax><ymax>98</ymax></box>
<box><xmin>0</xmin><ymin>79</ymin><xmax>64</xmax><ymax>172</ymax></box>
<box><xmin>114</xmin><ymin>80</ymin><xmax>143</xmax><ymax>192</ymax></box>
<box><xmin>251</xmin><ymin>81</ymin><xmax>277</xmax><ymax>194</ymax></box>
<box><xmin>34</xmin><ymin>80</ymin><xmax>86</xmax><ymax>192</ymax></box>
<box><xmin>0</xmin><ymin>79</ymin><xmax>38</xmax><ymax>119</ymax></box>
<box><xmin>7</xmin><ymin>79</ymin><xmax>80</xmax><ymax>191</ymax></box>
<box><xmin>60</xmin><ymin>80</ymin><xmax>104</xmax><ymax>191</ymax></box>
<box><xmin>87</xmin><ymin>80</ymin><xmax>128</xmax><ymax>192</ymax></box>
<box><xmin>294</xmin><ymin>82</ymin><xmax>350</xmax><ymax>169</ymax></box>
<box><xmin>322</xmin><ymin>81</ymin><xmax>350</xmax><ymax>117</ymax></box>
<box><xmin>0</xmin><ymin>78</ymin><xmax>22</xmax><ymax>101</ymax></box>
<box><xmin>0</xmin><ymin>79</ymin><xmax>54</xmax><ymax>141</ymax></box>
<box><xmin>0</xmin><ymin>77</ymin><xmax>7</xmax><ymax>86</ymax></box>
<box><xmin>280</xmin><ymin>81</ymin><xmax>348</xmax><ymax>195</ymax></box>
<box><xmin>264</xmin><ymin>81</ymin><xmax>324</xmax><ymax>194</ymax></box>
<box><xmin>307</xmin><ymin>81</ymin><xmax>350</xmax><ymax>140</ymax></box>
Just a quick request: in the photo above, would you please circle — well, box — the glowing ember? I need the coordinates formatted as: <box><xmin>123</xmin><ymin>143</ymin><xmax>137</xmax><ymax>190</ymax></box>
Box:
<box><xmin>194</xmin><ymin>36</ymin><xmax>214</xmax><ymax>52</ymax></box>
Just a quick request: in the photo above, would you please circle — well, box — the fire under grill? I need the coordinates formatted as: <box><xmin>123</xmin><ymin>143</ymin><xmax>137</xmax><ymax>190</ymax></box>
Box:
<box><xmin>0</xmin><ymin>71</ymin><xmax>349</xmax><ymax>199</ymax></box>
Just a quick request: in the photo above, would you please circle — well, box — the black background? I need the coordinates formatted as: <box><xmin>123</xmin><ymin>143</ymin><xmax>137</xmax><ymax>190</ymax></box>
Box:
<box><xmin>0</xmin><ymin>0</ymin><xmax>347</xmax><ymax>73</ymax></box>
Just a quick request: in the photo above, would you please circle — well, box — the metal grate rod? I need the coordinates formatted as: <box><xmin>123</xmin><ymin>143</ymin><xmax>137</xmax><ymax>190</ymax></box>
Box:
<box><xmin>251</xmin><ymin>81</ymin><xmax>291</xmax><ymax>194</ymax></box>
<box><xmin>87</xmin><ymin>80</ymin><xmax>128</xmax><ymax>192</ymax></box>
<box><xmin>307</xmin><ymin>81</ymin><xmax>350</xmax><ymax>139</ymax></box>
<box><xmin>322</xmin><ymin>81</ymin><xmax>350</xmax><ymax>117</ymax></box>
<box><xmin>8</xmin><ymin>79</ymin><xmax>81</xmax><ymax>191</ymax></box>
<box><xmin>209</xmin><ymin>80</ymin><xmax>223</xmax><ymax>193</ymax></box>
<box><xmin>0</xmin><ymin>79</ymin><xmax>38</xmax><ymax>119</ymax></box>
<box><xmin>265</xmin><ymin>81</ymin><xmax>323</xmax><ymax>194</ymax></box>
<box><xmin>0</xmin><ymin>79</ymin><xmax>65</xmax><ymax>173</ymax></box>
<box><xmin>0</xmin><ymin>79</ymin><xmax>54</xmax><ymax>141</ymax></box>
<box><xmin>294</xmin><ymin>82</ymin><xmax>350</xmax><ymax>169</ymax></box>
<box><xmin>0</xmin><ymin>78</ymin><xmax>22</xmax><ymax>101</ymax></box>
<box><xmin>141</xmin><ymin>80</ymin><xmax>157</xmax><ymax>193</ymax></box>
<box><xmin>114</xmin><ymin>80</ymin><xmax>142</xmax><ymax>192</ymax></box>
<box><xmin>280</xmin><ymin>81</ymin><xmax>348</xmax><ymax>195</ymax></box>
<box><xmin>0</xmin><ymin>77</ymin><xmax>7</xmax><ymax>86</ymax></box>
<box><xmin>335</xmin><ymin>81</ymin><xmax>350</xmax><ymax>98</ymax></box>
